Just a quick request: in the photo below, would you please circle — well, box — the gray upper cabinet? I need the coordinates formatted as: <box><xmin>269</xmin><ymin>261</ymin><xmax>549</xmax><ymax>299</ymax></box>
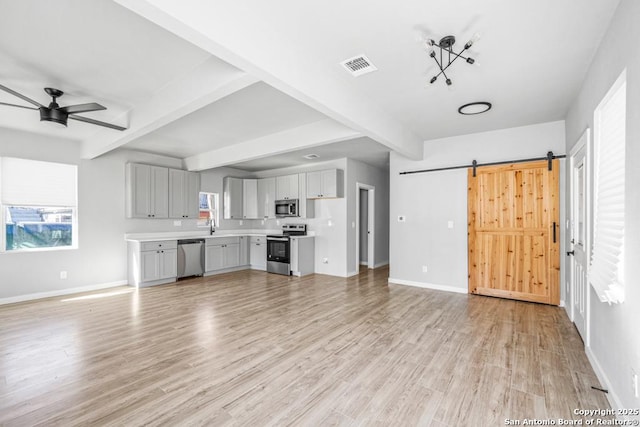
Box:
<box><xmin>126</xmin><ymin>163</ymin><xmax>169</xmax><ymax>218</ymax></box>
<box><xmin>276</xmin><ymin>174</ymin><xmax>299</xmax><ymax>200</ymax></box>
<box><xmin>242</xmin><ymin>179</ymin><xmax>258</xmax><ymax>219</ymax></box>
<box><xmin>306</xmin><ymin>169</ymin><xmax>344</xmax><ymax>199</ymax></box>
<box><xmin>168</xmin><ymin>169</ymin><xmax>200</xmax><ymax>219</ymax></box>
<box><xmin>223</xmin><ymin>177</ymin><xmax>244</xmax><ymax>219</ymax></box>
<box><xmin>257</xmin><ymin>177</ymin><xmax>276</xmax><ymax>219</ymax></box>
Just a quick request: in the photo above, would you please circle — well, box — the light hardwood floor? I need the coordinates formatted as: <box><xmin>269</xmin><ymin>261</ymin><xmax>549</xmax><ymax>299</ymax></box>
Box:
<box><xmin>0</xmin><ymin>267</ymin><xmax>610</xmax><ymax>426</ymax></box>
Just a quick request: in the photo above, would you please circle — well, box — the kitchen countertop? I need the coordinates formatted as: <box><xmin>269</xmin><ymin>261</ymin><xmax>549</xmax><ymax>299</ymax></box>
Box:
<box><xmin>125</xmin><ymin>229</ymin><xmax>315</xmax><ymax>242</ymax></box>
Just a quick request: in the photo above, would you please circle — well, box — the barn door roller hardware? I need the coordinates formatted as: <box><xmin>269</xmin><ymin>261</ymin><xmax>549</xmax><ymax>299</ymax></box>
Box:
<box><xmin>399</xmin><ymin>151</ymin><xmax>566</xmax><ymax>176</ymax></box>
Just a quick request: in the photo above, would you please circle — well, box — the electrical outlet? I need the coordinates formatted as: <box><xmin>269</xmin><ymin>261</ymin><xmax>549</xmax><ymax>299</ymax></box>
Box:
<box><xmin>239</xmin><ymin>220</ymin><xmax>243</xmax><ymax>226</ymax></box>
<box><xmin>322</xmin><ymin>258</ymin><xmax>329</xmax><ymax>264</ymax></box>
<box><xmin>60</xmin><ymin>271</ymin><xmax>67</xmax><ymax>280</ymax></box>
<box><xmin>422</xmin><ymin>266</ymin><xmax>428</xmax><ymax>273</ymax></box>
<box><xmin>173</xmin><ymin>220</ymin><xmax>182</xmax><ymax>227</ymax></box>
<box><xmin>447</xmin><ymin>220</ymin><xmax>454</xmax><ymax>229</ymax></box>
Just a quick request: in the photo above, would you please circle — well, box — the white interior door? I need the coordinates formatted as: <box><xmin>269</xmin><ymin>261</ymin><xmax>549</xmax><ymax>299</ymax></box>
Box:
<box><xmin>569</xmin><ymin>130</ymin><xmax>590</xmax><ymax>344</ymax></box>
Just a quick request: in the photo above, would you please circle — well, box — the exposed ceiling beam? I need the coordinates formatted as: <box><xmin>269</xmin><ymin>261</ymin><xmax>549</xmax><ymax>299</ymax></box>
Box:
<box><xmin>114</xmin><ymin>0</ymin><xmax>423</xmax><ymax>160</ymax></box>
<box><xmin>81</xmin><ymin>57</ymin><xmax>259</xmax><ymax>159</ymax></box>
<box><xmin>184</xmin><ymin>119</ymin><xmax>360</xmax><ymax>171</ymax></box>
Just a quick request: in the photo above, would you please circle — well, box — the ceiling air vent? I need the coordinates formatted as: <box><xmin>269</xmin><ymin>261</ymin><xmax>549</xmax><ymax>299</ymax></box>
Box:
<box><xmin>303</xmin><ymin>153</ymin><xmax>320</xmax><ymax>160</ymax></box>
<box><xmin>340</xmin><ymin>54</ymin><xmax>378</xmax><ymax>77</ymax></box>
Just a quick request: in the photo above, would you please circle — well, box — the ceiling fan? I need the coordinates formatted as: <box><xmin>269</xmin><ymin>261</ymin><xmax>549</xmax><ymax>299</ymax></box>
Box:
<box><xmin>0</xmin><ymin>84</ymin><xmax>126</xmax><ymax>131</ymax></box>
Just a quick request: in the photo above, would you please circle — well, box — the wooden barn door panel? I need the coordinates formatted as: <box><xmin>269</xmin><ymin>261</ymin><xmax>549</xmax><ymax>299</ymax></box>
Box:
<box><xmin>468</xmin><ymin>160</ymin><xmax>560</xmax><ymax>305</ymax></box>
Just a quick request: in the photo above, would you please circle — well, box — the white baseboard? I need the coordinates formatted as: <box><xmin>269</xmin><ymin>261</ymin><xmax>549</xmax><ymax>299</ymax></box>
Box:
<box><xmin>346</xmin><ymin>270</ymin><xmax>358</xmax><ymax>277</ymax></box>
<box><xmin>585</xmin><ymin>347</ymin><xmax>623</xmax><ymax>415</ymax></box>
<box><xmin>559</xmin><ymin>299</ymin><xmax>566</xmax><ymax>307</ymax></box>
<box><xmin>388</xmin><ymin>277</ymin><xmax>468</xmax><ymax>295</ymax></box>
<box><xmin>374</xmin><ymin>260</ymin><xmax>389</xmax><ymax>268</ymax></box>
<box><xmin>0</xmin><ymin>280</ymin><xmax>128</xmax><ymax>306</ymax></box>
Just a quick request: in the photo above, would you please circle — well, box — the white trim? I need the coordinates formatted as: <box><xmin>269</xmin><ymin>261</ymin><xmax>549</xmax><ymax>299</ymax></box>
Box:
<box><xmin>355</xmin><ymin>182</ymin><xmax>375</xmax><ymax>274</ymax></box>
<box><xmin>373</xmin><ymin>260</ymin><xmax>389</xmax><ymax>268</ymax></box>
<box><xmin>346</xmin><ymin>270</ymin><xmax>358</xmax><ymax>277</ymax></box>
<box><xmin>568</xmin><ymin>127</ymin><xmax>591</xmax><ymax>346</ymax></box>
<box><xmin>586</xmin><ymin>347</ymin><xmax>623</xmax><ymax>415</ymax></box>
<box><xmin>0</xmin><ymin>280</ymin><xmax>128</xmax><ymax>306</ymax></box>
<box><xmin>388</xmin><ymin>277</ymin><xmax>468</xmax><ymax>294</ymax></box>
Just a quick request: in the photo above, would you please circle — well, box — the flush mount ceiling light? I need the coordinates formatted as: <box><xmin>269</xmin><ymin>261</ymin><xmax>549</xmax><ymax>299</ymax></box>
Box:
<box><xmin>303</xmin><ymin>153</ymin><xmax>319</xmax><ymax>160</ymax></box>
<box><xmin>424</xmin><ymin>33</ymin><xmax>480</xmax><ymax>86</ymax></box>
<box><xmin>458</xmin><ymin>101</ymin><xmax>492</xmax><ymax>115</ymax></box>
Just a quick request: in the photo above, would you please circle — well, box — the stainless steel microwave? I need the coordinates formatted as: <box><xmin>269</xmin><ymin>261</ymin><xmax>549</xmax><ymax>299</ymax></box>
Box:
<box><xmin>275</xmin><ymin>199</ymin><xmax>298</xmax><ymax>217</ymax></box>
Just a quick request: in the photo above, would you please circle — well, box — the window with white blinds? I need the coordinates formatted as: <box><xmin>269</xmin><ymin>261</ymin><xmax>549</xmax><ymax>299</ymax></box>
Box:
<box><xmin>589</xmin><ymin>70</ymin><xmax>626</xmax><ymax>304</ymax></box>
<box><xmin>0</xmin><ymin>157</ymin><xmax>78</xmax><ymax>252</ymax></box>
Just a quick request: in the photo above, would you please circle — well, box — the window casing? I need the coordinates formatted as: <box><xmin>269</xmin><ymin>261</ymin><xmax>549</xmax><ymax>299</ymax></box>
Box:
<box><xmin>197</xmin><ymin>192</ymin><xmax>219</xmax><ymax>228</ymax></box>
<box><xmin>0</xmin><ymin>157</ymin><xmax>78</xmax><ymax>252</ymax></box>
<box><xmin>589</xmin><ymin>69</ymin><xmax>626</xmax><ymax>304</ymax></box>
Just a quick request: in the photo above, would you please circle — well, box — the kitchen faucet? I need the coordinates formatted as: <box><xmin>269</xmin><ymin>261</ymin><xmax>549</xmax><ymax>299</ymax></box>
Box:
<box><xmin>209</xmin><ymin>219</ymin><xmax>215</xmax><ymax>235</ymax></box>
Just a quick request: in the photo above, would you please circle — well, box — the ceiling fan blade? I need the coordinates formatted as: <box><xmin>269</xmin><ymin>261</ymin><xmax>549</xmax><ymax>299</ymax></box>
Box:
<box><xmin>0</xmin><ymin>84</ymin><xmax>44</xmax><ymax>107</ymax></box>
<box><xmin>0</xmin><ymin>101</ymin><xmax>39</xmax><ymax>110</ymax></box>
<box><xmin>60</xmin><ymin>102</ymin><xmax>106</xmax><ymax>114</ymax></box>
<box><xmin>69</xmin><ymin>114</ymin><xmax>127</xmax><ymax>131</ymax></box>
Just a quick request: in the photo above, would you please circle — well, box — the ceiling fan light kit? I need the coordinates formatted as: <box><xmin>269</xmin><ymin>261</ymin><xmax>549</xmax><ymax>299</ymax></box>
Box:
<box><xmin>458</xmin><ymin>101</ymin><xmax>492</xmax><ymax>115</ymax></box>
<box><xmin>425</xmin><ymin>33</ymin><xmax>479</xmax><ymax>86</ymax></box>
<box><xmin>0</xmin><ymin>84</ymin><xmax>126</xmax><ymax>131</ymax></box>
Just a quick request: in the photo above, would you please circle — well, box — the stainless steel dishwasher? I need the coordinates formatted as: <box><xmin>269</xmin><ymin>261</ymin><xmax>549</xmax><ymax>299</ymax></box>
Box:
<box><xmin>177</xmin><ymin>239</ymin><xmax>205</xmax><ymax>278</ymax></box>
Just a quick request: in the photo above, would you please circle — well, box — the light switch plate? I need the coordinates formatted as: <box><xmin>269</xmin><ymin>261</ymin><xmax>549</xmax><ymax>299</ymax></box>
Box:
<box><xmin>447</xmin><ymin>221</ymin><xmax>454</xmax><ymax>229</ymax></box>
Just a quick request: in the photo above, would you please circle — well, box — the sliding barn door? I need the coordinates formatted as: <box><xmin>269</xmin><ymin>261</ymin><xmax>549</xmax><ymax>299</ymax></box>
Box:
<box><xmin>468</xmin><ymin>160</ymin><xmax>560</xmax><ymax>305</ymax></box>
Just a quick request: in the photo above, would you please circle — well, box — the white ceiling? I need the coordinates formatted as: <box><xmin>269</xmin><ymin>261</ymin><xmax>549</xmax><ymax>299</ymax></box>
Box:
<box><xmin>0</xmin><ymin>0</ymin><xmax>621</xmax><ymax>172</ymax></box>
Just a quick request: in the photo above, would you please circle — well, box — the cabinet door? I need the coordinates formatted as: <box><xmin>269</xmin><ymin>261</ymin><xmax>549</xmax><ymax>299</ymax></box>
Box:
<box><xmin>306</xmin><ymin>171</ymin><xmax>322</xmax><ymax>198</ymax></box>
<box><xmin>250</xmin><ymin>242</ymin><xmax>266</xmax><ymax>268</ymax></box>
<box><xmin>168</xmin><ymin>169</ymin><xmax>186</xmax><ymax>218</ymax></box>
<box><xmin>290</xmin><ymin>238</ymin><xmax>299</xmax><ymax>273</ymax></box>
<box><xmin>321</xmin><ymin>169</ymin><xmax>338</xmax><ymax>198</ymax></box>
<box><xmin>239</xmin><ymin>236</ymin><xmax>249</xmax><ymax>266</ymax></box>
<box><xmin>205</xmin><ymin>245</ymin><xmax>224</xmax><ymax>271</ymax></box>
<box><xmin>141</xmin><ymin>250</ymin><xmax>160</xmax><ymax>282</ymax></box>
<box><xmin>257</xmin><ymin>177</ymin><xmax>276</xmax><ymax>219</ymax></box>
<box><xmin>185</xmin><ymin>172</ymin><xmax>201</xmax><ymax>218</ymax></box>
<box><xmin>276</xmin><ymin>174</ymin><xmax>298</xmax><ymax>200</ymax></box>
<box><xmin>243</xmin><ymin>179</ymin><xmax>258</xmax><ymax>219</ymax></box>
<box><xmin>128</xmin><ymin>163</ymin><xmax>152</xmax><ymax>218</ymax></box>
<box><xmin>169</xmin><ymin>170</ymin><xmax>200</xmax><ymax>218</ymax></box>
<box><xmin>151</xmin><ymin>166</ymin><xmax>169</xmax><ymax>218</ymax></box>
<box><xmin>223</xmin><ymin>177</ymin><xmax>244</xmax><ymax>219</ymax></box>
<box><xmin>159</xmin><ymin>249</ymin><xmax>178</xmax><ymax>279</ymax></box>
<box><xmin>224</xmin><ymin>243</ymin><xmax>240</xmax><ymax>268</ymax></box>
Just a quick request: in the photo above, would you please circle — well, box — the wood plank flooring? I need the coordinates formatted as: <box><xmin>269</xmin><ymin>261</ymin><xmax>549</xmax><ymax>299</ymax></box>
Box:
<box><xmin>0</xmin><ymin>267</ymin><xmax>610</xmax><ymax>426</ymax></box>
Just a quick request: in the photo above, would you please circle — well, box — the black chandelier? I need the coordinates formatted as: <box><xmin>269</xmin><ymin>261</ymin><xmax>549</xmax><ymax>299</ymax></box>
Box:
<box><xmin>426</xmin><ymin>34</ymin><xmax>479</xmax><ymax>86</ymax></box>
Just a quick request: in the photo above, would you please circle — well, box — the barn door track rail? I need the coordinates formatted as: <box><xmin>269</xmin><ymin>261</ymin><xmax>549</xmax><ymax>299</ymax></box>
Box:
<box><xmin>399</xmin><ymin>151</ymin><xmax>566</xmax><ymax>177</ymax></box>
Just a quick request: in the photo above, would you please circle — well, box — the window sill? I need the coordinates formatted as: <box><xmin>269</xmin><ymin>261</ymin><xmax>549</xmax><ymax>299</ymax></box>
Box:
<box><xmin>2</xmin><ymin>245</ymin><xmax>78</xmax><ymax>254</ymax></box>
<box><xmin>593</xmin><ymin>282</ymin><xmax>625</xmax><ymax>305</ymax></box>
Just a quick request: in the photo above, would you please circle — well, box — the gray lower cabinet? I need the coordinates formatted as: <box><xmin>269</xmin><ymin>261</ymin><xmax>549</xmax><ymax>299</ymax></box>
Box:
<box><xmin>290</xmin><ymin>237</ymin><xmax>314</xmax><ymax>277</ymax></box>
<box><xmin>205</xmin><ymin>237</ymin><xmax>241</xmax><ymax>272</ymax></box>
<box><xmin>249</xmin><ymin>236</ymin><xmax>267</xmax><ymax>270</ymax></box>
<box><xmin>128</xmin><ymin>240</ymin><xmax>177</xmax><ymax>287</ymax></box>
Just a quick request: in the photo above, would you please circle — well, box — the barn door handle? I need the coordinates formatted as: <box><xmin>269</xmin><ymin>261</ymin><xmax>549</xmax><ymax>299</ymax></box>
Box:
<box><xmin>552</xmin><ymin>222</ymin><xmax>557</xmax><ymax>243</ymax></box>
<box><xmin>567</xmin><ymin>251</ymin><xmax>575</xmax><ymax>256</ymax></box>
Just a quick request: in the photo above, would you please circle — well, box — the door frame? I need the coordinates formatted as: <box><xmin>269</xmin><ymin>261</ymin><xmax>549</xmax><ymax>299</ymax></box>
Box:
<box><xmin>355</xmin><ymin>183</ymin><xmax>375</xmax><ymax>273</ymax></box>
<box><xmin>568</xmin><ymin>128</ymin><xmax>591</xmax><ymax>346</ymax></box>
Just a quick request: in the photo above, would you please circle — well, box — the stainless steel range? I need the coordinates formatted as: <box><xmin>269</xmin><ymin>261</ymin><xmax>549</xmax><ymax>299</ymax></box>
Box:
<box><xmin>266</xmin><ymin>224</ymin><xmax>307</xmax><ymax>275</ymax></box>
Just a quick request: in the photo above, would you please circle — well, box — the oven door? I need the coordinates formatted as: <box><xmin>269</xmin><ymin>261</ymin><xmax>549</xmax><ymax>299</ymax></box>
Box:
<box><xmin>267</xmin><ymin>236</ymin><xmax>290</xmax><ymax>263</ymax></box>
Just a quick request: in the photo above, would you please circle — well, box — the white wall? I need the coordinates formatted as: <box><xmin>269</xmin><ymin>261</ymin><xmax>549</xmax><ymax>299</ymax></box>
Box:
<box><xmin>254</xmin><ymin>159</ymin><xmax>349</xmax><ymax>277</ymax></box>
<box><xmin>0</xmin><ymin>128</ymin><xmax>202</xmax><ymax>302</ymax></box>
<box><xmin>346</xmin><ymin>158</ymin><xmax>389</xmax><ymax>275</ymax></box>
<box><xmin>564</xmin><ymin>0</ymin><xmax>640</xmax><ymax>410</ymax></box>
<box><xmin>389</xmin><ymin>121</ymin><xmax>565</xmax><ymax>292</ymax></box>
